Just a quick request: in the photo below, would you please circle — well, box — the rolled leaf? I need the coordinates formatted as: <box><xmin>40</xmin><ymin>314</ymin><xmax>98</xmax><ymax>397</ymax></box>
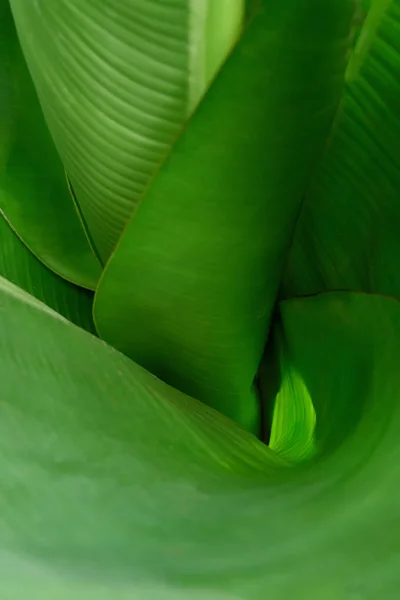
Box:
<box><xmin>94</xmin><ymin>0</ymin><xmax>354</xmax><ymax>433</ymax></box>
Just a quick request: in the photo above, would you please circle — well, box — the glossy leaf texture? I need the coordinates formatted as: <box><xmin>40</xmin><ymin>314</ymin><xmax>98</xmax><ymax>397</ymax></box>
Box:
<box><xmin>2</xmin><ymin>279</ymin><xmax>400</xmax><ymax>598</ymax></box>
<box><xmin>94</xmin><ymin>0</ymin><xmax>354</xmax><ymax>434</ymax></box>
<box><xmin>0</xmin><ymin>216</ymin><xmax>95</xmax><ymax>333</ymax></box>
<box><xmin>282</xmin><ymin>0</ymin><xmax>400</xmax><ymax>299</ymax></box>
<box><xmin>0</xmin><ymin>0</ymin><xmax>101</xmax><ymax>290</ymax></box>
<box><xmin>9</xmin><ymin>0</ymin><xmax>244</xmax><ymax>262</ymax></box>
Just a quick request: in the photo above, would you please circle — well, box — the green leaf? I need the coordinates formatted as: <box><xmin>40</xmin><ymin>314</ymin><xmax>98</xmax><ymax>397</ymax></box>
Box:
<box><xmin>346</xmin><ymin>0</ymin><xmax>390</xmax><ymax>81</ymax></box>
<box><xmin>9</xmin><ymin>0</ymin><xmax>244</xmax><ymax>262</ymax></box>
<box><xmin>262</xmin><ymin>291</ymin><xmax>400</xmax><ymax>597</ymax></box>
<box><xmin>187</xmin><ymin>0</ymin><xmax>245</xmax><ymax>114</ymax></box>
<box><xmin>0</xmin><ymin>275</ymin><xmax>282</xmax><ymax>596</ymax></box>
<box><xmin>259</xmin><ymin>329</ymin><xmax>317</xmax><ymax>462</ymax></box>
<box><xmin>282</xmin><ymin>0</ymin><xmax>400</xmax><ymax>299</ymax></box>
<box><xmin>0</xmin><ymin>215</ymin><xmax>95</xmax><ymax>333</ymax></box>
<box><xmin>1</xmin><ymin>280</ymin><xmax>399</xmax><ymax>597</ymax></box>
<box><xmin>0</xmin><ymin>0</ymin><xmax>101</xmax><ymax>290</ymax></box>
<box><xmin>93</xmin><ymin>0</ymin><xmax>354</xmax><ymax>434</ymax></box>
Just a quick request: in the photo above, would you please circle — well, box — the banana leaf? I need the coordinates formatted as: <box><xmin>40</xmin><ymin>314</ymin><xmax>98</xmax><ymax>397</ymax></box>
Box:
<box><xmin>0</xmin><ymin>215</ymin><xmax>95</xmax><ymax>332</ymax></box>
<box><xmin>0</xmin><ymin>0</ymin><xmax>101</xmax><ymax>289</ymax></box>
<box><xmin>2</xmin><ymin>0</ymin><xmax>400</xmax><ymax>598</ymax></box>
<box><xmin>1</xmin><ymin>278</ymin><xmax>399</xmax><ymax>598</ymax></box>
<box><xmin>93</xmin><ymin>0</ymin><xmax>353</xmax><ymax>433</ymax></box>
<box><xmin>9</xmin><ymin>0</ymin><xmax>245</xmax><ymax>261</ymax></box>
<box><xmin>282</xmin><ymin>0</ymin><xmax>400</xmax><ymax>299</ymax></box>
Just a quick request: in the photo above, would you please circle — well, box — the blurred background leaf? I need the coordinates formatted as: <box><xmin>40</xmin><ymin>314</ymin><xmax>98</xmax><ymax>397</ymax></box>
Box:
<box><xmin>282</xmin><ymin>0</ymin><xmax>400</xmax><ymax>300</ymax></box>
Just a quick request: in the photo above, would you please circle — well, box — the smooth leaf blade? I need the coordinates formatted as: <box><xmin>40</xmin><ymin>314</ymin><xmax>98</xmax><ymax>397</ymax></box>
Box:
<box><xmin>1</xmin><ymin>280</ymin><xmax>400</xmax><ymax>597</ymax></box>
<box><xmin>0</xmin><ymin>275</ymin><xmax>280</xmax><ymax>596</ymax></box>
<box><xmin>9</xmin><ymin>0</ymin><xmax>244</xmax><ymax>262</ymax></box>
<box><xmin>94</xmin><ymin>0</ymin><xmax>354</xmax><ymax>433</ymax></box>
<box><xmin>0</xmin><ymin>0</ymin><xmax>101</xmax><ymax>290</ymax></box>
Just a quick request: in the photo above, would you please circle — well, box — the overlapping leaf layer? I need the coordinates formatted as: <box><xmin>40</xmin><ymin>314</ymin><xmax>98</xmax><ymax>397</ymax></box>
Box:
<box><xmin>1</xmin><ymin>0</ymin><xmax>400</xmax><ymax>597</ymax></box>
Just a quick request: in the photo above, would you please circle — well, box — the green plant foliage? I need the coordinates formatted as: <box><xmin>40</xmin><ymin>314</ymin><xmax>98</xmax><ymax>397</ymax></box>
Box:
<box><xmin>282</xmin><ymin>0</ymin><xmax>400</xmax><ymax>299</ymax></box>
<box><xmin>0</xmin><ymin>216</ymin><xmax>96</xmax><ymax>332</ymax></box>
<box><xmin>9</xmin><ymin>0</ymin><xmax>245</xmax><ymax>261</ymax></box>
<box><xmin>0</xmin><ymin>0</ymin><xmax>101</xmax><ymax>289</ymax></box>
<box><xmin>1</xmin><ymin>0</ymin><xmax>400</xmax><ymax>597</ymax></box>
<box><xmin>1</xmin><ymin>279</ymin><xmax>399</xmax><ymax>598</ymax></box>
<box><xmin>94</xmin><ymin>0</ymin><xmax>352</xmax><ymax>433</ymax></box>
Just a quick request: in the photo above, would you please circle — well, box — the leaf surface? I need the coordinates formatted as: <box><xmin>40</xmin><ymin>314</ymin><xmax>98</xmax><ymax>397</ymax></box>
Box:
<box><xmin>282</xmin><ymin>0</ymin><xmax>400</xmax><ymax>300</ymax></box>
<box><xmin>0</xmin><ymin>0</ymin><xmax>101</xmax><ymax>289</ymax></box>
<box><xmin>1</xmin><ymin>282</ymin><xmax>400</xmax><ymax>597</ymax></box>
<box><xmin>94</xmin><ymin>0</ymin><xmax>354</xmax><ymax>433</ymax></box>
<box><xmin>0</xmin><ymin>216</ymin><xmax>95</xmax><ymax>333</ymax></box>
<box><xmin>9</xmin><ymin>0</ymin><xmax>244</xmax><ymax>261</ymax></box>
